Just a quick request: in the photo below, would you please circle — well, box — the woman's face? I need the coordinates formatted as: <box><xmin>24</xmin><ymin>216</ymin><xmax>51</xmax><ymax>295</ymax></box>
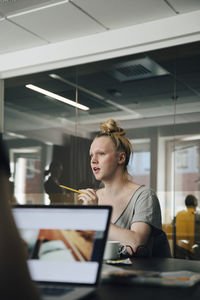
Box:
<box><xmin>90</xmin><ymin>136</ymin><xmax>119</xmax><ymax>181</ymax></box>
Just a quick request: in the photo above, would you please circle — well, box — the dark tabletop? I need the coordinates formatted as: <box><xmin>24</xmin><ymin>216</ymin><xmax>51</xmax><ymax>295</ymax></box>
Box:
<box><xmin>87</xmin><ymin>258</ymin><xmax>200</xmax><ymax>300</ymax></box>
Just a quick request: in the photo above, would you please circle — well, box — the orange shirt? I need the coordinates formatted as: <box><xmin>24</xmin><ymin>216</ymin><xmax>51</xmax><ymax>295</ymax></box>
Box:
<box><xmin>176</xmin><ymin>207</ymin><xmax>196</xmax><ymax>252</ymax></box>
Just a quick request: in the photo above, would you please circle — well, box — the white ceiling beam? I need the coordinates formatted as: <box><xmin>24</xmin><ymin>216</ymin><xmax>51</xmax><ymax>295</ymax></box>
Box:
<box><xmin>0</xmin><ymin>10</ymin><xmax>200</xmax><ymax>79</ymax></box>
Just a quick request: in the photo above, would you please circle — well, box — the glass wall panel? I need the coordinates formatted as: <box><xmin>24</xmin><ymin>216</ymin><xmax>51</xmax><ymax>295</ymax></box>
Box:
<box><xmin>128</xmin><ymin>139</ymin><xmax>150</xmax><ymax>187</ymax></box>
<box><xmin>173</xmin><ymin>45</ymin><xmax>200</xmax><ymax>258</ymax></box>
<box><xmin>3</xmin><ymin>40</ymin><xmax>200</xmax><ymax>259</ymax></box>
<box><xmin>4</xmin><ymin>69</ymin><xmax>96</xmax><ymax>204</ymax></box>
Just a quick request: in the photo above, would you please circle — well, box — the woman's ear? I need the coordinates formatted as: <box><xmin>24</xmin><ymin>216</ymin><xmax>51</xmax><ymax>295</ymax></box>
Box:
<box><xmin>118</xmin><ymin>152</ymin><xmax>126</xmax><ymax>165</ymax></box>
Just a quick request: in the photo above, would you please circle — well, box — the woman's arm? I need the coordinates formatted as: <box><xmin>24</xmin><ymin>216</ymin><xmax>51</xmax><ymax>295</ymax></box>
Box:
<box><xmin>77</xmin><ymin>187</ymin><xmax>152</xmax><ymax>253</ymax></box>
<box><xmin>109</xmin><ymin>222</ymin><xmax>152</xmax><ymax>254</ymax></box>
<box><xmin>110</xmin><ymin>187</ymin><xmax>161</xmax><ymax>255</ymax></box>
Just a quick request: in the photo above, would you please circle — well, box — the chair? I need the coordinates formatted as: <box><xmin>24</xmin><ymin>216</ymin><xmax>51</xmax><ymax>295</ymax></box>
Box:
<box><xmin>151</xmin><ymin>231</ymin><xmax>172</xmax><ymax>258</ymax></box>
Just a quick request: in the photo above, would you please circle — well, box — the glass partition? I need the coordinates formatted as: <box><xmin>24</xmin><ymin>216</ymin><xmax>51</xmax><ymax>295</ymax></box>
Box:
<box><xmin>3</xmin><ymin>40</ymin><xmax>200</xmax><ymax>259</ymax></box>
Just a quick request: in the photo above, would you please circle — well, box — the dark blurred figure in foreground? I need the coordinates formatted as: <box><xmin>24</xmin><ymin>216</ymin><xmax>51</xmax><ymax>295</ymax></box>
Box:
<box><xmin>44</xmin><ymin>161</ymin><xmax>65</xmax><ymax>203</ymax></box>
<box><xmin>0</xmin><ymin>138</ymin><xmax>40</xmax><ymax>300</ymax></box>
<box><xmin>176</xmin><ymin>194</ymin><xmax>200</xmax><ymax>259</ymax></box>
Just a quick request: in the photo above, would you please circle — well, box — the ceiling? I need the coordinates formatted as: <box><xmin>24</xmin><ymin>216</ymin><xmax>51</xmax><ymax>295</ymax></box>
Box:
<box><xmin>1</xmin><ymin>0</ymin><xmax>200</xmax><ymax>55</ymax></box>
<box><xmin>1</xmin><ymin>0</ymin><xmax>200</xmax><ymax>144</ymax></box>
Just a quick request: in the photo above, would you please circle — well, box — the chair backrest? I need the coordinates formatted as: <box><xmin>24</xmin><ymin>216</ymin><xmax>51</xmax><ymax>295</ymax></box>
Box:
<box><xmin>152</xmin><ymin>231</ymin><xmax>172</xmax><ymax>258</ymax></box>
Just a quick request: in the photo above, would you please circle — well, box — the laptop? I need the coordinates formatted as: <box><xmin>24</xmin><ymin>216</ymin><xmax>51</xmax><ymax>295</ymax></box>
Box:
<box><xmin>12</xmin><ymin>205</ymin><xmax>112</xmax><ymax>300</ymax></box>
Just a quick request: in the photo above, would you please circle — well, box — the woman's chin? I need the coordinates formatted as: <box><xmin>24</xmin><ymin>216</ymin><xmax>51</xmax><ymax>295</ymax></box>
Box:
<box><xmin>94</xmin><ymin>174</ymin><xmax>102</xmax><ymax>181</ymax></box>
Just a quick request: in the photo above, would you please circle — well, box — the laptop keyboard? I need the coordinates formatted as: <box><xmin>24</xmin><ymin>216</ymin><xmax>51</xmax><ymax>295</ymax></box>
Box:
<box><xmin>39</xmin><ymin>285</ymin><xmax>74</xmax><ymax>296</ymax></box>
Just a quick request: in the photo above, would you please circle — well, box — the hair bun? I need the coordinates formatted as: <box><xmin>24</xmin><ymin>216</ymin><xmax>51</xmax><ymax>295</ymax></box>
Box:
<box><xmin>100</xmin><ymin>119</ymin><xmax>126</xmax><ymax>136</ymax></box>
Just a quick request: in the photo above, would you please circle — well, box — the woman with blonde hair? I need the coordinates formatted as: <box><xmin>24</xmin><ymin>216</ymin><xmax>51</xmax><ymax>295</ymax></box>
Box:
<box><xmin>78</xmin><ymin>119</ymin><xmax>171</xmax><ymax>257</ymax></box>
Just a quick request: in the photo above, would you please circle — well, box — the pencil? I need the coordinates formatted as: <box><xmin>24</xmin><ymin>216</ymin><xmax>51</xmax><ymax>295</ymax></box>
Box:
<box><xmin>59</xmin><ymin>185</ymin><xmax>83</xmax><ymax>194</ymax></box>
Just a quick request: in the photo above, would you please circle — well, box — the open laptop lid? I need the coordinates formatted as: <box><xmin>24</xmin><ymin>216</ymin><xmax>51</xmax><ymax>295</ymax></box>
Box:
<box><xmin>12</xmin><ymin>205</ymin><xmax>112</xmax><ymax>286</ymax></box>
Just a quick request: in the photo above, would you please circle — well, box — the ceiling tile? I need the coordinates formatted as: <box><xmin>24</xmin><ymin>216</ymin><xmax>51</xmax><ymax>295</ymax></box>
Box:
<box><xmin>8</xmin><ymin>2</ymin><xmax>105</xmax><ymax>43</ymax></box>
<box><xmin>72</xmin><ymin>0</ymin><xmax>174</xmax><ymax>29</ymax></box>
<box><xmin>168</xmin><ymin>0</ymin><xmax>200</xmax><ymax>13</ymax></box>
<box><xmin>0</xmin><ymin>19</ymin><xmax>47</xmax><ymax>54</ymax></box>
<box><xmin>0</xmin><ymin>0</ymin><xmax>67</xmax><ymax>16</ymax></box>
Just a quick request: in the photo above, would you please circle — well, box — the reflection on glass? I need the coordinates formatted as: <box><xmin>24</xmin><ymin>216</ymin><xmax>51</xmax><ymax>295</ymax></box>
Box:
<box><xmin>10</xmin><ymin>146</ymin><xmax>42</xmax><ymax>204</ymax></box>
<box><xmin>128</xmin><ymin>139</ymin><xmax>150</xmax><ymax>186</ymax></box>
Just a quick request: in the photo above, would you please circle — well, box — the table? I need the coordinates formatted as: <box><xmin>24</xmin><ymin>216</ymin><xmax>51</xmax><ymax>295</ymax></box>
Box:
<box><xmin>88</xmin><ymin>258</ymin><xmax>200</xmax><ymax>300</ymax></box>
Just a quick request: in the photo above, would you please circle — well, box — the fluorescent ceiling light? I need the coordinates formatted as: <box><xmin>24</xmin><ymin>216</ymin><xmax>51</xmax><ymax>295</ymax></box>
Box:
<box><xmin>25</xmin><ymin>84</ymin><xmax>89</xmax><ymax>111</ymax></box>
<box><xmin>8</xmin><ymin>0</ymin><xmax>69</xmax><ymax>18</ymax></box>
<box><xmin>7</xmin><ymin>132</ymin><xmax>26</xmax><ymax>139</ymax></box>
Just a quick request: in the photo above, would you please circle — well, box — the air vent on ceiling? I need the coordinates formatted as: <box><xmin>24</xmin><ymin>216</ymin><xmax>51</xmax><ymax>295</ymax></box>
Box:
<box><xmin>107</xmin><ymin>56</ymin><xmax>169</xmax><ymax>82</ymax></box>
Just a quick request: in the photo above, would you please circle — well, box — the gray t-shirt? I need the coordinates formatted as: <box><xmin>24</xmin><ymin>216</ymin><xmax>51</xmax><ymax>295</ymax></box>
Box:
<box><xmin>114</xmin><ymin>185</ymin><xmax>162</xmax><ymax>232</ymax></box>
<box><xmin>114</xmin><ymin>185</ymin><xmax>171</xmax><ymax>257</ymax></box>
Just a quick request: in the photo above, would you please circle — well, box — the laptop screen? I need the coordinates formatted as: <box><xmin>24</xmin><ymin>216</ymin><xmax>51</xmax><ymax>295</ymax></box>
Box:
<box><xmin>12</xmin><ymin>205</ymin><xmax>111</xmax><ymax>285</ymax></box>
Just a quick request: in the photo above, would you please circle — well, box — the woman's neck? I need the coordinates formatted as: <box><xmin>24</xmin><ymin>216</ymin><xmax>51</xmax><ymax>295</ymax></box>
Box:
<box><xmin>102</xmin><ymin>174</ymin><xmax>131</xmax><ymax>195</ymax></box>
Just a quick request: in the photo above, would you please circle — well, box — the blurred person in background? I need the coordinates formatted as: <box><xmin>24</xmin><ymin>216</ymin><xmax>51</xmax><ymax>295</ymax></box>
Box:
<box><xmin>44</xmin><ymin>161</ymin><xmax>65</xmax><ymax>203</ymax></box>
<box><xmin>176</xmin><ymin>194</ymin><xmax>199</xmax><ymax>259</ymax></box>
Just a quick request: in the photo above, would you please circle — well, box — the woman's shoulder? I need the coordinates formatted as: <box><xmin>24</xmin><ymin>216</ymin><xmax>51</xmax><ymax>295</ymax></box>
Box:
<box><xmin>131</xmin><ymin>185</ymin><xmax>159</xmax><ymax>206</ymax></box>
<box><xmin>136</xmin><ymin>185</ymin><xmax>157</xmax><ymax>196</ymax></box>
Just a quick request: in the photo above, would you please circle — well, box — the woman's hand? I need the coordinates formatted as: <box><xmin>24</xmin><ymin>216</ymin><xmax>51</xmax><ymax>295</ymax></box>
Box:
<box><xmin>77</xmin><ymin>189</ymin><xmax>98</xmax><ymax>205</ymax></box>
